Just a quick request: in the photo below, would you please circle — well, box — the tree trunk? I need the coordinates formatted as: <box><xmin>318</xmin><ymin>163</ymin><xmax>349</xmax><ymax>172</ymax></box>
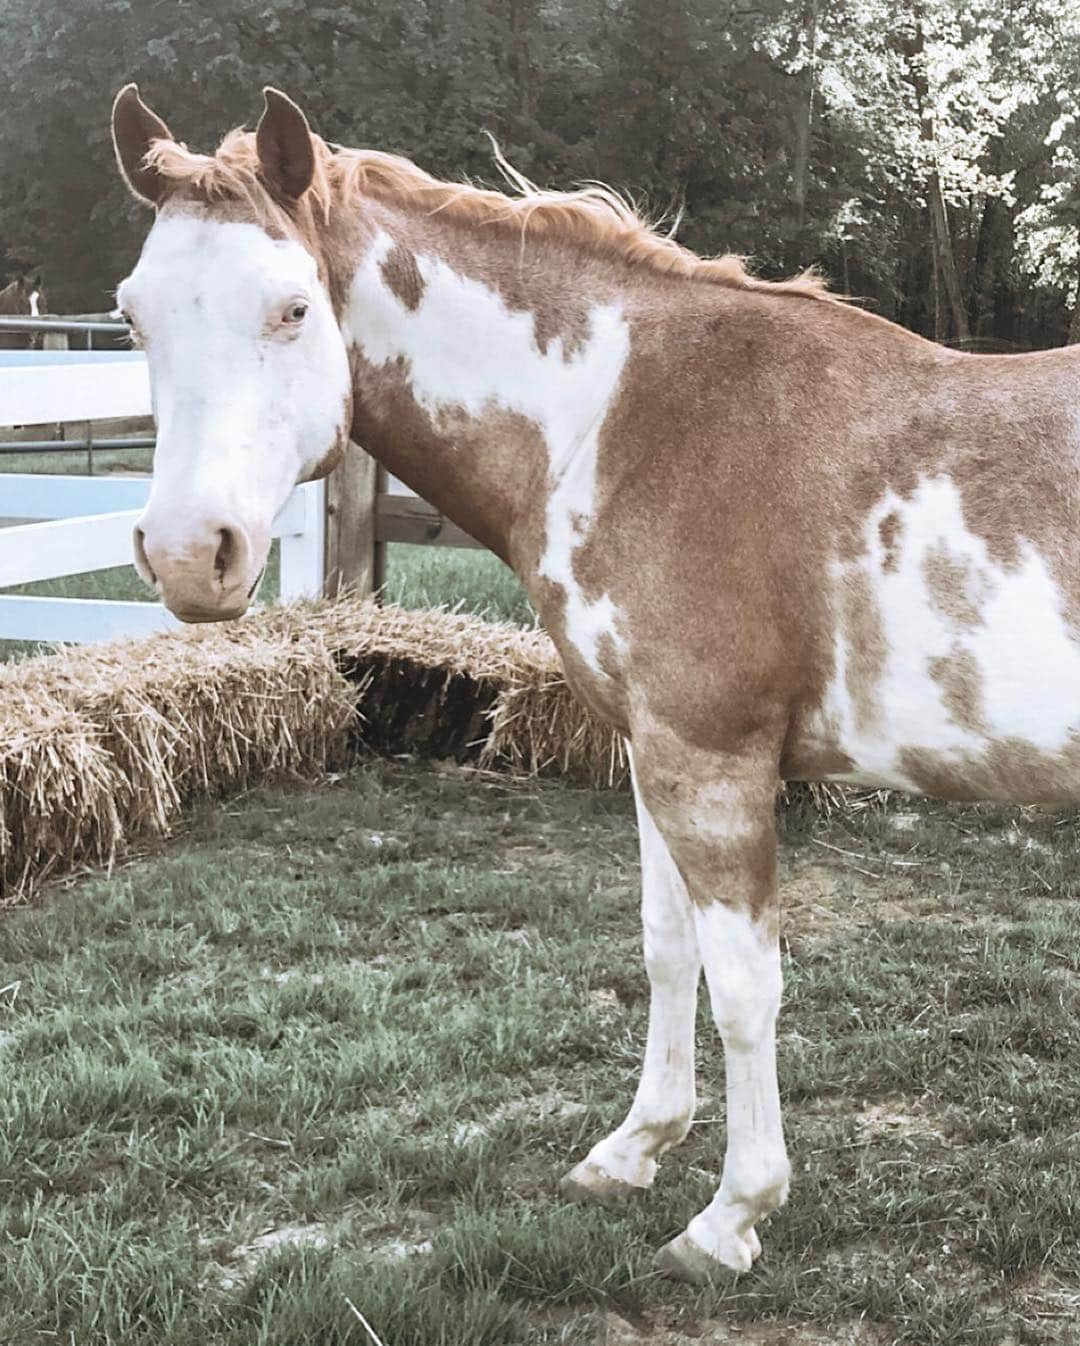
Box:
<box><xmin>787</xmin><ymin>0</ymin><xmax>819</xmax><ymax>270</ymax></box>
<box><xmin>899</xmin><ymin>9</ymin><xmax>970</xmax><ymax>342</ymax></box>
<box><xmin>1069</xmin><ymin>247</ymin><xmax>1080</xmax><ymax>346</ymax></box>
<box><xmin>927</xmin><ymin>171</ymin><xmax>969</xmax><ymax>341</ymax></box>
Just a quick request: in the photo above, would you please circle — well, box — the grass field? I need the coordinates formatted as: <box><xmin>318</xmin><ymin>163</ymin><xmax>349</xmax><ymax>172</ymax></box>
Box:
<box><xmin>1</xmin><ymin>760</ymin><xmax>1078</xmax><ymax>1345</ymax></box>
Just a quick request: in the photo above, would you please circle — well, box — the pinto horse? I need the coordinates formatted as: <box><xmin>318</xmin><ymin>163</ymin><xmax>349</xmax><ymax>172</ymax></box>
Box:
<box><xmin>111</xmin><ymin>84</ymin><xmax>1077</xmax><ymax>1282</ymax></box>
<box><xmin>0</xmin><ymin>275</ymin><xmax>46</xmax><ymax>349</ymax></box>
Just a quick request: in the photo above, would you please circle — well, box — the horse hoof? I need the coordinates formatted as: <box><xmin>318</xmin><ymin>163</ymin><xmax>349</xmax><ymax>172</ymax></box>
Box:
<box><xmin>654</xmin><ymin>1231</ymin><xmax>753</xmax><ymax>1283</ymax></box>
<box><xmin>559</xmin><ymin>1160</ymin><xmax>647</xmax><ymax>1207</ymax></box>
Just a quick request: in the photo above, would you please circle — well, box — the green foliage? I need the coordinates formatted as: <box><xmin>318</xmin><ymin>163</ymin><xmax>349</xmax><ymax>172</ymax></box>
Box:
<box><xmin>2</xmin><ymin>1</ymin><xmax>1080</xmax><ymax>342</ymax></box>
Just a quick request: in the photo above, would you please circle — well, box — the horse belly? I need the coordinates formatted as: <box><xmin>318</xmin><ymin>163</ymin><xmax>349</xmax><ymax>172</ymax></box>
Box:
<box><xmin>794</xmin><ymin>475</ymin><xmax>1080</xmax><ymax>805</ymax></box>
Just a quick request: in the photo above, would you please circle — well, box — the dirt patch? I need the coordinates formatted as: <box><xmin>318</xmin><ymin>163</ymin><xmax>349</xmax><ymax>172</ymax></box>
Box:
<box><xmin>779</xmin><ymin>855</ymin><xmax>940</xmax><ymax>939</ymax></box>
<box><xmin>794</xmin><ymin>1093</ymin><xmax>953</xmax><ymax>1145</ymax></box>
<box><xmin>598</xmin><ymin>1309</ymin><xmax>886</xmax><ymax>1345</ymax></box>
<box><xmin>357</xmin><ymin>1209</ymin><xmax>439</xmax><ymax>1260</ymax></box>
<box><xmin>854</xmin><ymin>1099</ymin><xmax>952</xmax><ymax>1142</ymax></box>
<box><xmin>210</xmin><ymin>1213</ymin><xmax>438</xmax><ymax>1292</ymax></box>
<box><xmin>1013</xmin><ymin>1272</ymin><xmax>1080</xmax><ymax>1344</ymax></box>
<box><xmin>213</xmin><ymin>1222</ymin><xmax>331</xmax><ymax>1291</ymax></box>
<box><xmin>452</xmin><ymin>1089</ymin><xmax>587</xmax><ymax>1145</ymax></box>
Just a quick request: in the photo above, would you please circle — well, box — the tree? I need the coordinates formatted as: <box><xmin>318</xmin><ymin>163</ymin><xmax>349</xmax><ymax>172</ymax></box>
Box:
<box><xmin>1</xmin><ymin>0</ymin><xmax>1077</xmax><ymax>346</ymax></box>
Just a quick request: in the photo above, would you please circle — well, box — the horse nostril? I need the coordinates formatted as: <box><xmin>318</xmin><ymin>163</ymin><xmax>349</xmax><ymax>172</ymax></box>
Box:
<box><xmin>133</xmin><ymin>527</ymin><xmax>157</xmax><ymax>585</ymax></box>
<box><xmin>214</xmin><ymin>528</ymin><xmax>235</xmax><ymax>583</ymax></box>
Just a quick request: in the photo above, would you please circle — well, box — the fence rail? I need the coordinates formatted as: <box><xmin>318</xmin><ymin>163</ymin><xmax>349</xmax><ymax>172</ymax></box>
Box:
<box><xmin>1</xmin><ymin>315</ymin><xmax>485</xmax><ymax>645</ymax></box>
<box><xmin>0</xmin><ymin>437</ymin><xmax>154</xmax><ymax>457</ymax></box>
<box><xmin>0</xmin><ymin>316</ymin><xmax>131</xmax><ymax>337</ymax></box>
<box><xmin>0</xmin><ymin>339</ymin><xmax>326</xmax><ymax>644</ymax></box>
<box><xmin>0</xmin><ymin>474</ymin><xmax>324</xmax><ymax>641</ymax></box>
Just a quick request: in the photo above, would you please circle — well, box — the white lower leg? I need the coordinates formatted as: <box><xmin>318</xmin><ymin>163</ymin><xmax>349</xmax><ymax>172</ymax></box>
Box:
<box><xmin>566</xmin><ymin>755</ymin><xmax>699</xmax><ymax>1192</ymax></box>
<box><xmin>681</xmin><ymin>904</ymin><xmax>789</xmax><ymax>1270</ymax></box>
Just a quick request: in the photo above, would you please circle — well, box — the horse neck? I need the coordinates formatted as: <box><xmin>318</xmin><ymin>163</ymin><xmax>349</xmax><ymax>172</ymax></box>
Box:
<box><xmin>337</xmin><ymin>200</ymin><xmax>633</xmax><ymax>567</ymax></box>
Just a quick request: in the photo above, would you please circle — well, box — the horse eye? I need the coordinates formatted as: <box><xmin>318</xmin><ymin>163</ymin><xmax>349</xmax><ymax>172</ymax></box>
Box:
<box><xmin>283</xmin><ymin>301</ymin><xmax>308</xmax><ymax>325</ymax></box>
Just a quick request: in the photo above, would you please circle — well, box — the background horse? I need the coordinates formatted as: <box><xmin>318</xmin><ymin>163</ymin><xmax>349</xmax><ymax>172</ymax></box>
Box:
<box><xmin>0</xmin><ymin>275</ymin><xmax>46</xmax><ymax>349</ymax></box>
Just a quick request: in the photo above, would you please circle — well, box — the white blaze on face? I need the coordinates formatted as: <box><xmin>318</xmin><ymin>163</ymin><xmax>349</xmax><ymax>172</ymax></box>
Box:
<box><xmin>116</xmin><ymin>212</ymin><xmax>350</xmax><ymax>612</ymax></box>
<box><xmin>28</xmin><ymin>291</ymin><xmax>40</xmax><ymax>318</ymax></box>
<box><xmin>345</xmin><ymin>231</ymin><xmax>631</xmax><ymax>674</ymax></box>
<box><xmin>820</xmin><ymin>473</ymin><xmax>1080</xmax><ymax>789</ymax></box>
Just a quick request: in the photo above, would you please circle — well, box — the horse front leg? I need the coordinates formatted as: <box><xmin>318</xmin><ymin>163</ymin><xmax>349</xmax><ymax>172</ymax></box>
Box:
<box><xmin>561</xmin><ymin>746</ymin><xmax>700</xmax><ymax>1200</ymax></box>
<box><xmin>635</xmin><ymin>728</ymin><xmax>791</xmax><ymax>1280</ymax></box>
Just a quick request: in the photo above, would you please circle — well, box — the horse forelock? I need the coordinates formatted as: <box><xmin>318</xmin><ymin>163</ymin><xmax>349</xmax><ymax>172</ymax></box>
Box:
<box><xmin>142</xmin><ymin>131</ymin><xmax>836</xmax><ymax>303</ymax></box>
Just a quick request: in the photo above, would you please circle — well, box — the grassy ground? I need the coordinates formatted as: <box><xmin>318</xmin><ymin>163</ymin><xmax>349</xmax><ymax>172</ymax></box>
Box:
<box><xmin>1</xmin><ymin>761</ymin><xmax>1077</xmax><ymax>1346</ymax></box>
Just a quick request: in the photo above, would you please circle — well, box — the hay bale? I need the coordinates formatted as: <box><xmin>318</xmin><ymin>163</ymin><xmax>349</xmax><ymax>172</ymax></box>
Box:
<box><xmin>0</xmin><ymin>611</ymin><xmax>358</xmax><ymax>903</ymax></box>
<box><xmin>0</xmin><ymin>700</ymin><xmax>121</xmax><ymax>896</ymax></box>
<box><xmin>2</xmin><ymin>593</ymin><xmax>848</xmax><ymax>903</ymax></box>
<box><xmin>265</xmin><ymin>599</ymin><xmax>627</xmax><ymax>786</ymax></box>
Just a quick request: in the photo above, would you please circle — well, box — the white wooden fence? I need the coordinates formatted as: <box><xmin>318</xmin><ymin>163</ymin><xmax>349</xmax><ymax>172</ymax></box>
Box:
<box><xmin>0</xmin><ymin>349</ymin><xmax>325</xmax><ymax>644</ymax></box>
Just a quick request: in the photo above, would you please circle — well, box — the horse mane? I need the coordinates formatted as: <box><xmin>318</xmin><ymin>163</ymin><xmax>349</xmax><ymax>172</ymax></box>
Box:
<box><xmin>144</xmin><ymin>131</ymin><xmax>836</xmax><ymax>303</ymax></box>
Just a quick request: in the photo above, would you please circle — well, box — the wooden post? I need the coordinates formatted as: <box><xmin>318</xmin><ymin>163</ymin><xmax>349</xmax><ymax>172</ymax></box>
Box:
<box><xmin>324</xmin><ymin>442</ymin><xmax>380</xmax><ymax>599</ymax></box>
<box><xmin>373</xmin><ymin>465</ymin><xmax>387</xmax><ymax>594</ymax></box>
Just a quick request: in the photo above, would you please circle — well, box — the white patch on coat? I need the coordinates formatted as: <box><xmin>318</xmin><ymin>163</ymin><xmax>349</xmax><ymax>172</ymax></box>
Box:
<box><xmin>28</xmin><ymin>290</ymin><xmax>40</xmax><ymax>318</ymax></box>
<box><xmin>116</xmin><ymin>213</ymin><xmax>350</xmax><ymax>561</ymax></box>
<box><xmin>570</xmin><ymin>746</ymin><xmax>699</xmax><ymax>1191</ymax></box>
<box><xmin>817</xmin><ymin>473</ymin><xmax>1080</xmax><ymax>791</ymax></box>
<box><xmin>344</xmin><ymin>232</ymin><xmax>631</xmax><ymax>673</ymax></box>
<box><xmin>684</xmin><ymin>901</ymin><xmax>788</xmax><ymax>1270</ymax></box>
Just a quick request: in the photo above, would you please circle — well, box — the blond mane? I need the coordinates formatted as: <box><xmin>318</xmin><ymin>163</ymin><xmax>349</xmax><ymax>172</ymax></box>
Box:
<box><xmin>145</xmin><ymin>131</ymin><xmax>835</xmax><ymax>302</ymax></box>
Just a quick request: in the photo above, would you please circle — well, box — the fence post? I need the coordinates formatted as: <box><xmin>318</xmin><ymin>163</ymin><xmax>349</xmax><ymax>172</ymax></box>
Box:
<box><xmin>42</xmin><ymin>331</ymin><xmax>68</xmax><ymax>352</ymax></box>
<box><xmin>277</xmin><ymin>481</ymin><xmax>326</xmax><ymax>601</ymax></box>
<box><xmin>324</xmin><ymin>442</ymin><xmax>380</xmax><ymax>599</ymax></box>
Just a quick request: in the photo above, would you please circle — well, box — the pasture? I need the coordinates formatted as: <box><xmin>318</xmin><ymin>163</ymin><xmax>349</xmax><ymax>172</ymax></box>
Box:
<box><xmin>1</xmin><ymin>750</ymin><xmax>1078</xmax><ymax>1344</ymax></box>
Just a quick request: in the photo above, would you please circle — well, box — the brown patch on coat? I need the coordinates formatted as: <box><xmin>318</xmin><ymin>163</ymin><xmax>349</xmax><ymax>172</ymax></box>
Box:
<box><xmin>300</xmin><ymin>417</ymin><xmax>352</xmax><ymax>482</ymax></box>
<box><xmin>373</xmin><ymin>204</ymin><xmax>599</xmax><ymax>362</ymax></box>
<box><xmin>877</xmin><ymin>511</ymin><xmax>901</xmax><ymax>572</ymax></box>
<box><xmin>379</xmin><ymin>242</ymin><xmax>425</xmax><ymax>311</ymax></box>
<box><xmin>926</xmin><ymin>646</ymin><xmax>984</xmax><ymax>734</ymax></box>
<box><xmin>897</xmin><ymin>737</ymin><xmax>1080</xmax><ymax>806</ymax></box>
<box><xmin>923</xmin><ymin>544</ymin><xmax>983</xmax><ymax>629</ymax></box>
<box><xmin>630</xmin><ymin>713</ymin><xmax>782</xmax><ymax>925</ymax></box>
<box><xmin>840</xmin><ymin>569</ymin><xmax>887</xmax><ymax>735</ymax></box>
<box><xmin>780</xmin><ymin>741</ymin><xmax>857</xmax><ymax>780</ymax></box>
<box><xmin>841</xmin><ymin>366</ymin><xmax>1080</xmax><ymax>634</ymax></box>
<box><xmin>347</xmin><ymin>345</ymin><xmax>546</xmax><ymax>568</ymax></box>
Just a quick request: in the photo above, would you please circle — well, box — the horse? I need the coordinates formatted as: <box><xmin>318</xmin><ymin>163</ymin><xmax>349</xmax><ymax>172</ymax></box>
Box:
<box><xmin>110</xmin><ymin>83</ymin><xmax>1080</xmax><ymax>1283</ymax></box>
<box><xmin>0</xmin><ymin>275</ymin><xmax>46</xmax><ymax>349</ymax></box>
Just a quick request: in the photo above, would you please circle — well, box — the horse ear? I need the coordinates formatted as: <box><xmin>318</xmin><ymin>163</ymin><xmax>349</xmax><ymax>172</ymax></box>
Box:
<box><xmin>256</xmin><ymin>88</ymin><xmax>315</xmax><ymax>201</ymax></box>
<box><xmin>112</xmin><ymin>84</ymin><xmax>173</xmax><ymax>206</ymax></box>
